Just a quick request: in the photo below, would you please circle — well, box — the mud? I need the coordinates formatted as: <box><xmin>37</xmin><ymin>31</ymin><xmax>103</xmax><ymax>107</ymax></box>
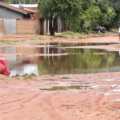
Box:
<box><xmin>0</xmin><ymin>73</ymin><xmax>120</xmax><ymax>120</ymax></box>
<box><xmin>0</xmin><ymin>34</ymin><xmax>120</xmax><ymax>120</ymax></box>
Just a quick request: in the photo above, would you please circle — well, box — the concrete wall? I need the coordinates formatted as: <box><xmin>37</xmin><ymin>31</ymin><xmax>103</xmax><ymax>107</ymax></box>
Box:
<box><xmin>0</xmin><ymin>6</ymin><xmax>29</xmax><ymax>19</ymax></box>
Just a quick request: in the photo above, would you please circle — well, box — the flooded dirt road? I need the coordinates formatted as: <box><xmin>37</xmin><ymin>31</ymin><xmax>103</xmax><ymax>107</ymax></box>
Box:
<box><xmin>0</xmin><ymin>34</ymin><xmax>120</xmax><ymax>120</ymax></box>
<box><xmin>0</xmin><ymin>73</ymin><xmax>120</xmax><ymax>120</ymax></box>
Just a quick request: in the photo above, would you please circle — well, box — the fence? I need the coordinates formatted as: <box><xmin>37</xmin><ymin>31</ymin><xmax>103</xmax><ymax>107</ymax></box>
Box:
<box><xmin>0</xmin><ymin>19</ymin><xmax>43</xmax><ymax>35</ymax></box>
<box><xmin>0</xmin><ymin>19</ymin><xmax>3</xmax><ymax>34</ymax></box>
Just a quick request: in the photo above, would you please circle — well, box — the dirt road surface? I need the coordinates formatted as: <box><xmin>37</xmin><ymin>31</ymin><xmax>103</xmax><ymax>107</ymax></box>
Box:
<box><xmin>0</xmin><ymin>34</ymin><xmax>120</xmax><ymax>120</ymax></box>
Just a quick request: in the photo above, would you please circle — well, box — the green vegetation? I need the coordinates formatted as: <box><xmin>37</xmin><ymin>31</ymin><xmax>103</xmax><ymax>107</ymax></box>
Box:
<box><xmin>40</xmin><ymin>85</ymin><xmax>90</xmax><ymax>91</ymax></box>
<box><xmin>61</xmin><ymin>31</ymin><xmax>105</xmax><ymax>38</ymax></box>
<box><xmin>61</xmin><ymin>31</ymin><xmax>79</xmax><ymax>36</ymax></box>
<box><xmin>38</xmin><ymin>48</ymin><xmax>118</xmax><ymax>75</ymax></box>
<box><xmin>22</xmin><ymin>73</ymin><xmax>36</xmax><ymax>79</ymax></box>
<box><xmin>30</xmin><ymin>38</ymin><xmax>36</xmax><ymax>41</ymax></box>
<box><xmin>38</xmin><ymin>0</ymin><xmax>81</xmax><ymax>35</ymax></box>
<box><xmin>14</xmin><ymin>73</ymin><xmax>36</xmax><ymax>79</ymax></box>
<box><xmin>30</xmin><ymin>37</ymin><xmax>45</xmax><ymax>41</ymax></box>
<box><xmin>38</xmin><ymin>0</ymin><xmax>120</xmax><ymax>34</ymax></box>
<box><xmin>60</xmin><ymin>76</ymin><xmax>70</xmax><ymax>79</ymax></box>
<box><xmin>39</xmin><ymin>37</ymin><xmax>45</xmax><ymax>40</ymax></box>
<box><xmin>14</xmin><ymin>73</ymin><xmax>19</xmax><ymax>77</ymax></box>
<box><xmin>0</xmin><ymin>40</ymin><xmax>19</xmax><ymax>44</ymax></box>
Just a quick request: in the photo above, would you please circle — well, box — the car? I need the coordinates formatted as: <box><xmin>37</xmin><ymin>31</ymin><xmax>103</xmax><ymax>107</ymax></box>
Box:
<box><xmin>92</xmin><ymin>26</ymin><xmax>106</xmax><ymax>33</ymax></box>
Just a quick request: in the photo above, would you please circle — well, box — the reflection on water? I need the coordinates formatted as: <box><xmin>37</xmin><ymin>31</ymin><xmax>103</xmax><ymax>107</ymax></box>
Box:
<box><xmin>38</xmin><ymin>49</ymin><xmax>120</xmax><ymax>75</ymax></box>
<box><xmin>61</xmin><ymin>42</ymin><xmax>118</xmax><ymax>47</ymax></box>
<box><xmin>0</xmin><ymin>42</ymin><xmax>120</xmax><ymax>76</ymax></box>
<box><xmin>3</xmin><ymin>44</ymin><xmax>64</xmax><ymax>55</ymax></box>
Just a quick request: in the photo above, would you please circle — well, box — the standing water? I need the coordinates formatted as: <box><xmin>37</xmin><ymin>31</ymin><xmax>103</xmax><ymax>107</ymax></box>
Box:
<box><xmin>0</xmin><ymin>42</ymin><xmax>120</xmax><ymax>76</ymax></box>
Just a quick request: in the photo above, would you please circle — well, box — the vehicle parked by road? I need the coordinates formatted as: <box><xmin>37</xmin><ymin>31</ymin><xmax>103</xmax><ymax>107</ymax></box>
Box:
<box><xmin>92</xmin><ymin>26</ymin><xmax>106</xmax><ymax>33</ymax></box>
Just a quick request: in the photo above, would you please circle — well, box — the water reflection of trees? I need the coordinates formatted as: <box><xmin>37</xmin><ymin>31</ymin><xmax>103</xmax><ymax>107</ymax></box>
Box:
<box><xmin>38</xmin><ymin>49</ymin><xmax>120</xmax><ymax>75</ymax></box>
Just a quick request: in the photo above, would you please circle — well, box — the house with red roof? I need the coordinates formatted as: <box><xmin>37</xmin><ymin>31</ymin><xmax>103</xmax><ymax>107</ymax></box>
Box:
<box><xmin>0</xmin><ymin>2</ymin><xmax>41</xmax><ymax>19</ymax></box>
<box><xmin>0</xmin><ymin>2</ymin><xmax>42</xmax><ymax>35</ymax></box>
<box><xmin>9</xmin><ymin>4</ymin><xmax>41</xmax><ymax>19</ymax></box>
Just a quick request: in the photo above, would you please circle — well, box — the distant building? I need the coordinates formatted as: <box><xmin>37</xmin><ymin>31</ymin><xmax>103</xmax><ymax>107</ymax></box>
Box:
<box><xmin>0</xmin><ymin>2</ymin><xmax>39</xmax><ymax>19</ymax></box>
<box><xmin>0</xmin><ymin>2</ymin><xmax>65</xmax><ymax>35</ymax></box>
<box><xmin>10</xmin><ymin>4</ymin><xmax>41</xmax><ymax>19</ymax></box>
<box><xmin>0</xmin><ymin>2</ymin><xmax>42</xmax><ymax>35</ymax></box>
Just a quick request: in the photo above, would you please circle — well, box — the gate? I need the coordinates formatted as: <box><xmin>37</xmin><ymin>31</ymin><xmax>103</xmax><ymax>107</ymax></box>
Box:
<box><xmin>4</xmin><ymin>19</ymin><xmax>16</xmax><ymax>34</ymax></box>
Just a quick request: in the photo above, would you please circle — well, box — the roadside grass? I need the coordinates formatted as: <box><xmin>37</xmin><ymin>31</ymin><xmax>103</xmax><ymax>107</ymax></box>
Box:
<box><xmin>0</xmin><ymin>39</ymin><xmax>20</xmax><ymax>44</ymax></box>
<box><xmin>14</xmin><ymin>73</ymin><xmax>36</xmax><ymax>79</ymax></box>
<box><xmin>110</xmin><ymin>28</ymin><xmax>118</xmax><ymax>33</ymax></box>
<box><xmin>61</xmin><ymin>31</ymin><xmax>91</xmax><ymax>39</ymax></box>
<box><xmin>39</xmin><ymin>37</ymin><xmax>45</xmax><ymax>40</ymax></box>
<box><xmin>22</xmin><ymin>73</ymin><xmax>36</xmax><ymax>79</ymax></box>
<box><xmin>40</xmin><ymin>85</ymin><xmax>90</xmax><ymax>91</ymax></box>
<box><xmin>92</xmin><ymin>32</ymin><xmax>104</xmax><ymax>37</ymax></box>
<box><xmin>60</xmin><ymin>76</ymin><xmax>70</xmax><ymax>79</ymax></box>
<box><xmin>61</xmin><ymin>31</ymin><xmax>80</xmax><ymax>36</ymax></box>
<box><xmin>61</xmin><ymin>30</ymin><xmax>117</xmax><ymax>39</ymax></box>
<box><xmin>14</xmin><ymin>73</ymin><xmax>19</xmax><ymax>77</ymax></box>
<box><xmin>61</xmin><ymin>31</ymin><xmax>88</xmax><ymax>39</ymax></box>
<box><xmin>30</xmin><ymin>37</ymin><xmax>46</xmax><ymax>41</ymax></box>
<box><xmin>30</xmin><ymin>38</ymin><xmax>36</xmax><ymax>40</ymax></box>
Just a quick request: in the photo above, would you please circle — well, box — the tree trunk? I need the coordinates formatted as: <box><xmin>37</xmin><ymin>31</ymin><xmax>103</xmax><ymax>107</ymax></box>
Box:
<box><xmin>49</xmin><ymin>16</ymin><xmax>57</xmax><ymax>36</ymax></box>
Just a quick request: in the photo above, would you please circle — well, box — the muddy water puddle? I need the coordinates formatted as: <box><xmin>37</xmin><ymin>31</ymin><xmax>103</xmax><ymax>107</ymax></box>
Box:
<box><xmin>40</xmin><ymin>85</ymin><xmax>90</xmax><ymax>91</ymax></box>
<box><xmin>0</xmin><ymin>42</ymin><xmax>120</xmax><ymax>76</ymax></box>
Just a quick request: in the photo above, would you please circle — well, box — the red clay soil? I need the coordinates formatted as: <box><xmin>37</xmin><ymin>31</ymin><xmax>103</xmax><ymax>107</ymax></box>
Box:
<box><xmin>0</xmin><ymin>34</ymin><xmax>120</xmax><ymax>120</ymax></box>
<box><xmin>0</xmin><ymin>33</ymin><xmax>119</xmax><ymax>42</ymax></box>
<box><xmin>0</xmin><ymin>73</ymin><xmax>120</xmax><ymax>120</ymax></box>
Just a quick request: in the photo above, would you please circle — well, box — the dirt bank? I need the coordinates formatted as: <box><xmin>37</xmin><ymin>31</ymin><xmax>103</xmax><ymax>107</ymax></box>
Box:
<box><xmin>0</xmin><ymin>33</ymin><xmax>119</xmax><ymax>43</ymax></box>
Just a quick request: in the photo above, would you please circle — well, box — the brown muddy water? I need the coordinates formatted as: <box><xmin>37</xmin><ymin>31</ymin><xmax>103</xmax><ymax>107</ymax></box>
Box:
<box><xmin>0</xmin><ymin>42</ymin><xmax>120</xmax><ymax>76</ymax></box>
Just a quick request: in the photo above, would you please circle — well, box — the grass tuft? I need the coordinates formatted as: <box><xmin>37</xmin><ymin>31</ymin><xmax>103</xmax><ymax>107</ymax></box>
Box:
<box><xmin>22</xmin><ymin>73</ymin><xmax>36</xmax><ymax>79</ymax></box>
<box><xmin>40</xmin><ymin>85</ymin><xmax>90</xmax><ymax>91</ymax></box>
<box><xmin>61</xmin><ymin>31</ymin><xmax>77</xmax><ymax>35</ymax></box>
<box><xmin>0</xmin><ymin>40</ymin><xmax>19</xmax><ymax>44</ymax></box>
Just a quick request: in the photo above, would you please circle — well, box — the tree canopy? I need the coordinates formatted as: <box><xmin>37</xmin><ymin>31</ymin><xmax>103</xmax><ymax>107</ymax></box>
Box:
<box><xmin>38</xmin><ymin>0</ymin><xmax>81</xmax><ymax>35</ymax></box>
<box><xmin>38</xmin><ymin>0</ymin><xmax>120</xmax><ymax>34</ymax></box>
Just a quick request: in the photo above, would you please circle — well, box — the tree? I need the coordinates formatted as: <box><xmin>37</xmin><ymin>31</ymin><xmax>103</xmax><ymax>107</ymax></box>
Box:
<box><xmin>78</xmin><ymin>0</ymin><xmax>116</xmax><ymax>32</ymax></box>
<box><xmin>81</xmin><ymin>0</ymin><xmax>95</xmax><ymax>11</ymax></box>
<box><xmin>38</xmin><ymin>0</ymin><xmax>81</xmax><ymax>36</ymax></box>
<box><xmin>109</xmin><ymin>0</ymin><xmax>120</xmax><ymax>25</ymax></box>
<box><xmin>96</xmin><ymin>1</ymin><xmax>116</xmax><ymax>29</ymax></box>
<box><xmin>83</xmin><ymin>6</ymin><xmax>101</xmax><ymax>32</ymax></box>
<box><xmin>0</xmin><ymin>0</ymin><xmax>14</xmax><ymax>3</ymax></box>
<box><xmin>101</xmin><ymin>7</ymin><xmax>116</xmax><ymax>29</ymax></box>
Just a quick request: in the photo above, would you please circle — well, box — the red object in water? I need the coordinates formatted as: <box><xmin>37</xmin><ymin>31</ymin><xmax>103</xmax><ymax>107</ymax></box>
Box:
<box><xmin>0</xmin><ymin>58</ymin><xmax>10</xmax><ymax>76</ymax></box>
